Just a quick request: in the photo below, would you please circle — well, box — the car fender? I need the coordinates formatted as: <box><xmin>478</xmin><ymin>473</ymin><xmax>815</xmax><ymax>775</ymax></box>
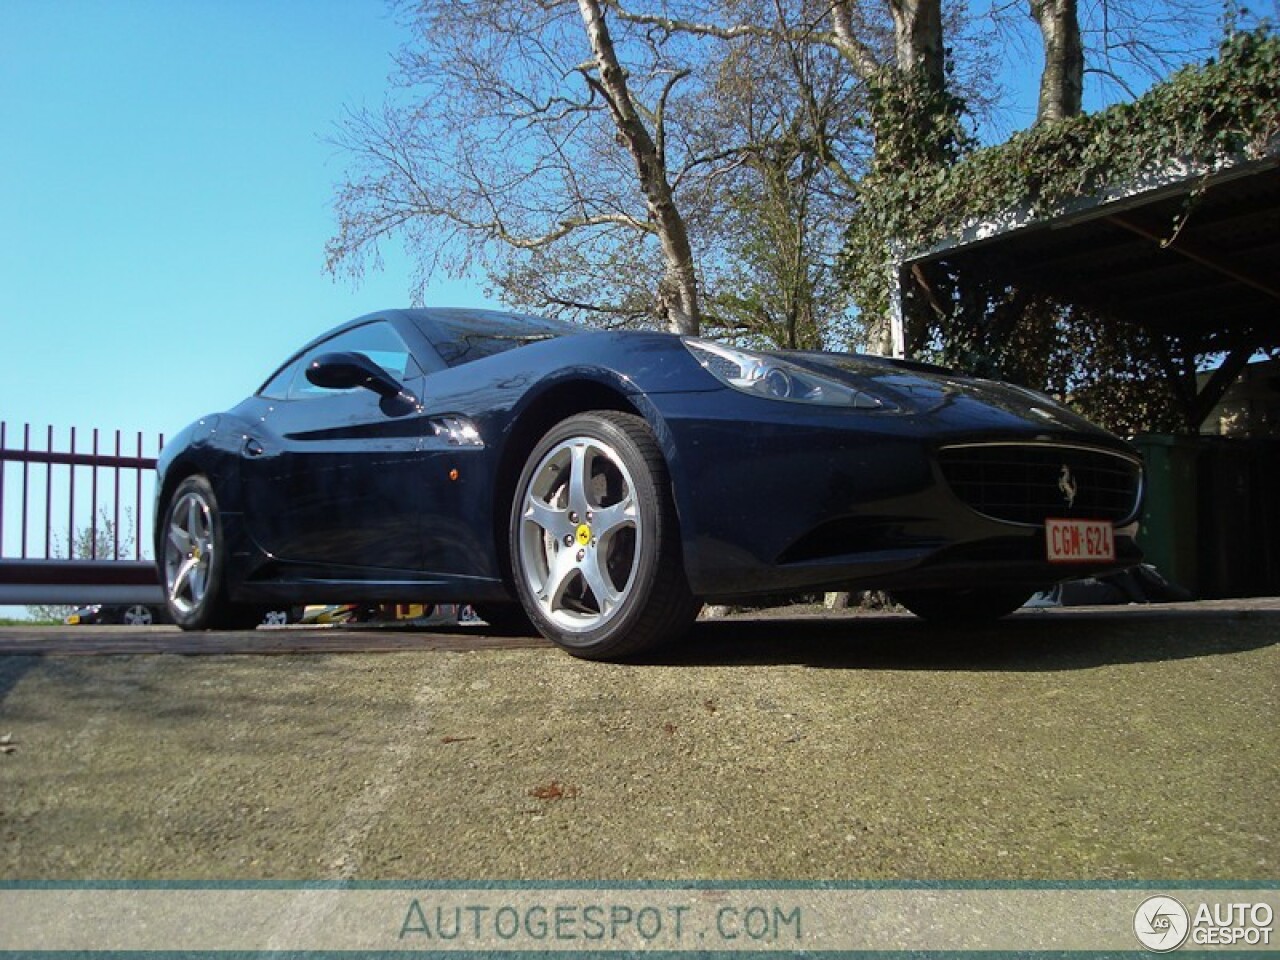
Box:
<box><xmin>153</xmin><ymin>412</ymin><xmax>260</xmax><ymax>559</ymax></box>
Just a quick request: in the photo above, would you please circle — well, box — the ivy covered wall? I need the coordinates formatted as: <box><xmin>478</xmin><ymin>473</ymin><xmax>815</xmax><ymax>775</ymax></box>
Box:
<box><xmin>841</xmin><ymin>29</ymin><xmax>1280</xmax><ymax>434</ymax></box>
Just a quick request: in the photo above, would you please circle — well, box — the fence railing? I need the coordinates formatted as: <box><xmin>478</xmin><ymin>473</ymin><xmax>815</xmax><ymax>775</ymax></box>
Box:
<box><xmin>0</xmin><ymin>422</ymin><xmax>165</xmax><ymax>605</ymax></box>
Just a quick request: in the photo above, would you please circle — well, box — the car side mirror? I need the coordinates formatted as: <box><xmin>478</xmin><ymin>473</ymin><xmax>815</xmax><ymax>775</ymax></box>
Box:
<box><xmin>305</xmin><ymin>352</ymin><xmax>420</xmax><ymax>416</ymax></box>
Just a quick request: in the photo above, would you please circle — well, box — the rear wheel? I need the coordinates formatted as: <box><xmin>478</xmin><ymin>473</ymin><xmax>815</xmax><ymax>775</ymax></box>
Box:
<box><xmin>510</xmin><ymin>411</ymin><xmax>699</xmax><ymax>660</ymax></box>
<box><xmin>892</xmin><ymin>587</ymin><xmax>1034</xmax><ymax>624</ymax></box>
<box><xmin>161</xmin><ymin>475</ymin><xmax>261</xmax><ymax>630</ymax></box>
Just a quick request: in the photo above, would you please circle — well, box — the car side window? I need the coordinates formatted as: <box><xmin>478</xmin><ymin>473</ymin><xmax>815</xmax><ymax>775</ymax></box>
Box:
<box><xmin>258</xmin><ymin>359</ymin><xmax>300</xmax><ymax>400</ymax></box>
<box><xmin>286</xmin><ymin>322</ymin><xmax>422</xmax><ymax>402</ymax></box>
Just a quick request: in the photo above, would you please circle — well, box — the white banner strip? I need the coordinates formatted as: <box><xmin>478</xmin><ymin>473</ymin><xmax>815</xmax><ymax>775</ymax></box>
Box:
<box><xmin>0</xmin><ymin>886</ymin><xmax>1275</xmax><ymax>953</ymax></box>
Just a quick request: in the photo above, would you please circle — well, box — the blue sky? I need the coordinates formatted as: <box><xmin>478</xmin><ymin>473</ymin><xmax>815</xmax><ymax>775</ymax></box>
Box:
<box><xmin>0</xmin><ymin>0</ymin><xmax>496</xmax><ymax>448</ymax></box>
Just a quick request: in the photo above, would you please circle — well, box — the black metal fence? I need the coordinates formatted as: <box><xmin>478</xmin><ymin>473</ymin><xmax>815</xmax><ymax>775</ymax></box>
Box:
<box><xmin>0</xmin><ymin>422</ymin><xmax>165</xmax><ymax>605</ymax></box>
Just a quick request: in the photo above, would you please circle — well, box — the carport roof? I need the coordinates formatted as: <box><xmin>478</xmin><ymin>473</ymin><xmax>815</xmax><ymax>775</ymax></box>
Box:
<box><xmin>894</xmin><ymin>144</ymin><xmax>1280</xmax><ymax>359</ymax></box>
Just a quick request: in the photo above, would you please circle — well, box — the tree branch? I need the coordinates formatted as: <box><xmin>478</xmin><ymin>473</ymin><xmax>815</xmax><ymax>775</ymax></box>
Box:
<box><xmin>602</xmin><ymin>0</ymin><xmax>880</xmax><ymax>79</ymax></box>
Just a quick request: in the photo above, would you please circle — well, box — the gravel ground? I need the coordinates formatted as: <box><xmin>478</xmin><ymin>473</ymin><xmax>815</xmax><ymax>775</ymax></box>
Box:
<box><xmin>0</xmin><ymin>600</ymin><xmax>1276</xmax><ymax>880</ymax></box>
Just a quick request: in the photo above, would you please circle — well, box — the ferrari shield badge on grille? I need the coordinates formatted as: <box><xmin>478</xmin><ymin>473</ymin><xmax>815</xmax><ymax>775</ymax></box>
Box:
<box><xmin>1058</xmin><ymin>465</ymin><xmax>1078</xmax><ymax>509</ymax></box>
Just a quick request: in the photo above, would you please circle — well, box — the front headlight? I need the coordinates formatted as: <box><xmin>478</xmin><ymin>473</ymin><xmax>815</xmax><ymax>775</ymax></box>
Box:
<box><xmin>683</xmin><ymin>338</ymin><xmax>887</xmax><ymax>409</ymax></box>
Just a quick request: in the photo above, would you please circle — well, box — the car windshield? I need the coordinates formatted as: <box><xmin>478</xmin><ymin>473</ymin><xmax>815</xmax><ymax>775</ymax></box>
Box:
<box><xmin>413</xmin><ymin>309</ymin><xmax>578</xmax><ymax>367</ymax></box>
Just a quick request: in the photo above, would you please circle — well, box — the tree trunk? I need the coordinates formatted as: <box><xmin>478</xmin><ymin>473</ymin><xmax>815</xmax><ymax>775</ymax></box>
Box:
<box><xmin>869</xmin><ymin>0</ymin><xmax>948</xmax><ymax>357</ymax></box>
<box><xmin>577</xmin><ymin>0</ymin><xmax>701</xmax><ymax>335</ymax></box>
<box><xmin>1030</xmin><ymin>0</ymin><xmax>1084</xmax><ymax>123</ymax></box>
<box><xmin>887</xmin><ymin>0</ymin><xmax>945</xmax><ymax>93</ymax></box>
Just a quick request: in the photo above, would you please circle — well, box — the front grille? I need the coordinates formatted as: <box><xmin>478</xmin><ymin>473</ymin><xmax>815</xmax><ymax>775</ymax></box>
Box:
<box><xmin>938</xmin><ymin>443</ymin><xmax>1142</xmax><ymax>526</ymax></box>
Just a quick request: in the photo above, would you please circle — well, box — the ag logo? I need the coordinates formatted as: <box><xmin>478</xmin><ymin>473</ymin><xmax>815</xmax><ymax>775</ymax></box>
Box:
<box><xmin>1134</xmin><ymin>895</ymin><xmax>1190</xmax><ymax>952</ymax></box>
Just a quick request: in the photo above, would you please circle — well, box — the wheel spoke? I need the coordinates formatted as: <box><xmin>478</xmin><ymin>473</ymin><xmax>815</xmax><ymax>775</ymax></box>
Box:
<box><xmin>524</xmin><ymin>495</ymin><xmax>573</xmax><ymax>542</ymax></box>
<box><xmin>567</xmin><ymin>442</ymin><xmax>591</xmax><ymax>515</ymax></box>
<box><xmin>188</xmin><ymin>561</ymin><xmax>207</xmax><ymax>603</ymax></box>
<box><xmin>591</xmin><ymin>494</ymin><xmax>635</xmax><ymax>539</ymax></box>
<box><xmin>186</xmin><ymin>497</ymin><xmax>201</xmax><ymax>540</ymax></box>
<box><xmin>167</xmin><ymin>521</ymin><xmax>190</xmax><ymax>556</ymax></box>
<box><xmin>170</xmin><ymin>555</ymin><xmax>198</xmax><ymax>602</ymax></box>
<box><xmin>580</xmin><ymin>550</ymin><xmax>620</xmax><ymax>615</ymax></box>
<box><xmin>541</xmin><ymin>547</ymin><xmax>579</xmax><ymax>609</ymax></box>
<box><xmin>160</xmin><ymin>484</ymin><xmax>224</xmax><ymax>622</ymax></box>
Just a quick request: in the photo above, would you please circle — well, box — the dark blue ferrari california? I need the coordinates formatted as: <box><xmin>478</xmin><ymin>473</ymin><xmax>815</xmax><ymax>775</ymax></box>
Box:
<box><xmin>155</xmin><ymin>308</ymin><xmax>1143</xmax><ymax>659</ymax></box>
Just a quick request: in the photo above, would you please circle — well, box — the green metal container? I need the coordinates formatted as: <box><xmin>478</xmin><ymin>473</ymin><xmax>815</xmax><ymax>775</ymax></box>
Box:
<box><xmin>1130</xmin><ymin>434</ymin><xmax>1200</xmax><ymax>596</ymax></box>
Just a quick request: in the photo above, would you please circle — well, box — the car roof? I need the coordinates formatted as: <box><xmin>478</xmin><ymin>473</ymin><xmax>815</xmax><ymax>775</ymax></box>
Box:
<box><xmin>400</xmin><ymin>307</ymin><xmax>579</xmax><ymax>338</ymax></box>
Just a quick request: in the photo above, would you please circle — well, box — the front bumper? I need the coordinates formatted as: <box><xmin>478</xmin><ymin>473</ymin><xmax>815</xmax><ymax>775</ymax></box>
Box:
<box><xmin>644</xmin><ymin>391</ymin><xmax>1142</xmax><ymax>601</ymax></box>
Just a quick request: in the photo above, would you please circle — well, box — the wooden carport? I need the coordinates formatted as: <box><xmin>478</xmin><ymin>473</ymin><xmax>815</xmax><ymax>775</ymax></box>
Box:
<box><xmin>891</xmin><ymin>143</ymin><xmax>1280</xmax><ymax>431</ymax></box>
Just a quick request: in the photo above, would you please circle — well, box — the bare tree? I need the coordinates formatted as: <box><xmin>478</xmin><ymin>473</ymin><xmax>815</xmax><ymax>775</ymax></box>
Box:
<box><xmin>686</xmin><ymin>9</ymin><xmax>867</xmax><ymax>347</ymax></box>
<box><xmin>886</xmin><ymin>0</ymin><xmax>945</xmax><ymax>88</ymax></box>
<box><xmin>329</xmin><ymin>0</ymin><xmax>1223</xmax><ymax>350</ymax></box>
<box><xmin>1030</xmin><ymin>0</ymin><xmax>1085</xmax><ymax>121</ymax></box>
<box><xmin>328</xmin><ymin>0</ymin><xmax>704</xmax><ymax>333</ymax></box>
<box><xmin>577</xmin><ymin>0</ymin><xmax>701</xmax><ymax>332</ymax></box>
<box><xmin>1082</xmin><ymin>0</ymin><xmax>1221</xmax><ymax>98</ymax></box>
<box><xmin>330</xmin><ymin>0</ymin><xmax>883</xmax><ymax>344</ymax></box>
<box><xmin>602</xmin><ymin>0</ymin><xmax>987</xmax><ymax>351</ymax></box>
<box><xmin>979</xmin><ymin>0</ymin><xmax>1221</xmax><ymax>129</ymax></box>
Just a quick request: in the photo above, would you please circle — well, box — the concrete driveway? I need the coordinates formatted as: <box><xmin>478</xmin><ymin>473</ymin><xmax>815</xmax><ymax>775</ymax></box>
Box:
<box><xmin>1</xmin><ymin>600</ymin><xmax>1276</xmax><ymax>880</ymax></box>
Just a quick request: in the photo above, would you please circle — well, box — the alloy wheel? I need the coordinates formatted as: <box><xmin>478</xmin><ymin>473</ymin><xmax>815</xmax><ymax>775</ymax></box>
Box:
<box><xmin>517</xmin><ymin>435</ymin><xmax>641</xmax><ymax>634</ymax></box>
<box><xmin>121</xmin><ymin>604</ymin><xmax>154</xmax><ymax>626</ymax></box>
<box><xmin>164</xmin><ymin>489</ymin><xmax>215</xmax><ymax>617</ymax></box>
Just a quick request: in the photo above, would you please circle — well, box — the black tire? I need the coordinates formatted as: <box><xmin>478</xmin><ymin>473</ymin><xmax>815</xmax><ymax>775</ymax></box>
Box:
<box><xmin>472</xmin><ymin>602</ymin><xmax>539</xmax><ymax>636</ymax></box>
<box><xmin>509</xmin><ymin>411</ymin><xmax>700</xmax><ymax>660</ymax></box>
<box><xmin>892</xmin><ymin>586</ymin><xmax>1035</xmax><ymax>624</ymax></box>
<box><xmin>160</xmin><ymin>475</ymin><xmax>261</xmax><ymax>631</ymax></box>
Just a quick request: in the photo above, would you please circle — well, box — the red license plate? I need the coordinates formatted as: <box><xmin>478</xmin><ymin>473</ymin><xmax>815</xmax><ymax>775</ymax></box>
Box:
<box><xmin>1046</xmin><ymin>518</ymin><xmax>1115</xmax><ymax>563</ymax></box>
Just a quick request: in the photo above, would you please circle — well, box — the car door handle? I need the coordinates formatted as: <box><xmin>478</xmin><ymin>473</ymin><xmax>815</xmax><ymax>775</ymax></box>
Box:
<box><xmin>243</xmin><ymin>437</ymin><xmax>266</xmax><ymax>457</ymax></box>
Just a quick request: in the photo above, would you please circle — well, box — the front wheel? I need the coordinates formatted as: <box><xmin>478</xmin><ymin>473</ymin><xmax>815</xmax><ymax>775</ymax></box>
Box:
<box><xmin>509</xmin><ymin>411</ymin><xmax>699</xmax><ymax>660</ymax></box>
<box><xmin>161</xmin><ymin>475</ymin><xmax>261</xmax><ymax>630</ymax></box>
<box><xmin>892</xmin><ymin>587</ymin><xmax>1034</xmax><ymax>624</ymax></box>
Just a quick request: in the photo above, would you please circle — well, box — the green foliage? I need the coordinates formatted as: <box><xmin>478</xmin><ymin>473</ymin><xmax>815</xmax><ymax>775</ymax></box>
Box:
<box><xmin>842</xmin><ymin>63</ymin><xmax>972</xmax><ymax>349</ymax></box>
<box><xmin>928</xmin><ymin>291</ymin><xmax>1186</xmax><ymax>434</ymax></box>
<box><xmin>865</xmin><ymin>64</ymin><xmax>973</xmax><ymax>176</ymax></box>
<box><xmin>841</xmin><ymin>28</ymin><xmax>1280</xmax><ymax>432</ymax></box>
<box><xmin>704</xmin><ymin>147</ymin><xmax>841</xmax><ymax>351</ymax></box>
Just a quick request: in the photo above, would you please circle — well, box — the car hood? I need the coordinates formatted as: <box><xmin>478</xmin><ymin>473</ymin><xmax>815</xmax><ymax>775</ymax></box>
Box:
<box><xmin>780</xmin><ymin>350</ymin><xmax>1114</xmax><ymax>437</ymax></box>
